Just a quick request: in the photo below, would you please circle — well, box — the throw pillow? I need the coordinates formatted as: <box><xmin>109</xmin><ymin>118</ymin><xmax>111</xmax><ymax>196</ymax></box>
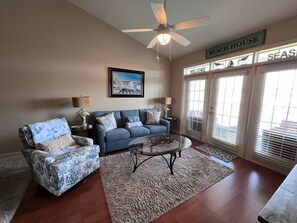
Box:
<box><xmin>146</xmin><ymin>110</ymin><xmax>161</xmax><ymax>124</ymax></box>
<box><xmin>96</xmin><ymin>112</ymin><xmax>117</xmax><ymax>132</ymax></box>
<box><xmin>28</xmin><ymin>118</ymin><xmax>71</xmax><ymax>144</ymax></box>
<box><xmin>125</xmin><ymin>121</ymin><xmax>143</xmax><ymax>129</ymax></box>
<box><xmin>39</xmin><ymin>134</ymin><xmax>77</xmax><ymax>153</ymax></box>
<box><xmin>126</xmin><ymin>115</ymin><xmax>140</xmax><ymax>123</ymax></box>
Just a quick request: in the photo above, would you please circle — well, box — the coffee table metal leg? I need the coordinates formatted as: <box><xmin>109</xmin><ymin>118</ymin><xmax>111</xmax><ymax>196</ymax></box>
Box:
<box><xmin>169</xmin><ymin>152</ymin><xmax>177</xmax><ymax>175</ymax></box>
<box><xmin>132</xmin><ymin>151</ymin><xmax>178</xmax><ymax>175</ymax></box>
<box><xmin>131</xmin><ymin>152</ymin><xmax>138</xmax><ymax>172</ymax></box>
<box><xmin>131</xmin><ymin>152</ymin><xmax>155</xmax><ymax>173</ymax></box>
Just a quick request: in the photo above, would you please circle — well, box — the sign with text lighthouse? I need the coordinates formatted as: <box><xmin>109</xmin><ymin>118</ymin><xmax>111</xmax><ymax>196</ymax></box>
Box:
<box><xmin>206</xmin><ymin>30</ymin><xmax>266</xmax><ymax>59</ymax></box>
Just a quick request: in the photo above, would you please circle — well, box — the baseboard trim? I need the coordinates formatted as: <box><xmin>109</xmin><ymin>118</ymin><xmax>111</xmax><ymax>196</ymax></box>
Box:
<box><xmin>0</xmin><ymin>151</ymin><xmax>22</xmax><ymax>159</ymax></box>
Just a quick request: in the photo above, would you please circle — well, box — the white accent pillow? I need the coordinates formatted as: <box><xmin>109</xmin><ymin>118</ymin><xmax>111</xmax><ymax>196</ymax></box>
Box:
<box><xmin>96</xmin><ymin>112</ymin><xmax>117</xmax><ymax>132</ymax></box>
<box><xmin>125</xmin><ymin>121</ymin><xmax>143</xmax><ymax>129</ymax></box>
<box><xmin>39</xmin><ymin>134</ymin><xmax>77</xmax><ymax>153</ymax></box>
<box><xmin>146</xmin><ymin>110</ymin><xmax>161</xmax><ymax>124</ymax></box>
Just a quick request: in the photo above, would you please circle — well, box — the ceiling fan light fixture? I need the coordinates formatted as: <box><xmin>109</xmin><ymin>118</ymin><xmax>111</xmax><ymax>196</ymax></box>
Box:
<box><xmin>157</xmin><ymin>33</ymin><xmax>171</xmax><ymax>45</ymax></box>
<box><xmin>121</xmin><ymin>1</ymin><xmax>210</xmax><ymax>56</ymax></box>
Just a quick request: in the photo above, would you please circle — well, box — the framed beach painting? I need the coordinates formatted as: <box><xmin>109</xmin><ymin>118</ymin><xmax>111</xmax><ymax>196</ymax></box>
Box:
<box><xmin>108</xmin><ymin>67</ymin><xmax>145</xmax><ymax>97</ymax></box>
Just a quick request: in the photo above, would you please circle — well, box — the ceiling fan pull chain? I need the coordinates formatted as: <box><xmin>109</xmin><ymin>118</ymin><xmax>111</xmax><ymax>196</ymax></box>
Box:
<box><xmin>156</xmin><ymin>42</ymin><xmax>160</xmax><ymax>62</ymax></box>
<box><xmin>169</xmin><ymin>40</ymin><xmax>172</xmax><ymax>62</ymax></box>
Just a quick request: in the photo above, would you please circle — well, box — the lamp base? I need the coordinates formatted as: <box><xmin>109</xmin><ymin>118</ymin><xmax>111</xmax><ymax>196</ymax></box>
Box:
<box><xmin>76</xmin><ymin>107</ymin><xmax>90</xmax><ymax>130</ymax></box>
<box><xmin>81</xmin><ymin>123</ymin><xmax>87</xmax><ymax>129</ymax></box>
<box><xmin>163</xmin><ymin>105</ymin><xmax>170</xmax><ymax>119</ymax></box>
<box><xmin>164</xmin><ymin>113</ymin><xmax>168</xmax><ymax>119</ymax></box>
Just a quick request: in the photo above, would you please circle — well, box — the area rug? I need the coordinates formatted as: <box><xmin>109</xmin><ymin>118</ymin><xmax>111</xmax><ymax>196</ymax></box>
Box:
<box><xmin>100</xmin><ymin>148</ymin><xmax>234</xmax><ymax>223</ymax></box>
<box><xmin>0</xmin><ymin>154</ymin><xmax>32</xmax><ymax>223</ymax></box>
<box><xmin>196</xmin><ymin>144</ymin><xmax>238</xmax><ymax>162</ymax></box>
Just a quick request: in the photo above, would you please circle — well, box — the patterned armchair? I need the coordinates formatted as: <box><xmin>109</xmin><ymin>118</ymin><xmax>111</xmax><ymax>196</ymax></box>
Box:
<box><xmin>19</xmin><ymin>118</ymin><xmax>100</xmax><ymax>196</ymax></box>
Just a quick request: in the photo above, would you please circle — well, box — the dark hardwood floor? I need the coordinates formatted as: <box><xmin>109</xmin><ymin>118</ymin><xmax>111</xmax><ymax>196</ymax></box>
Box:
<box><xmin>12</xmin><ymin>139</ymin><xmax>286</xmax><ymax>223</ymax></box>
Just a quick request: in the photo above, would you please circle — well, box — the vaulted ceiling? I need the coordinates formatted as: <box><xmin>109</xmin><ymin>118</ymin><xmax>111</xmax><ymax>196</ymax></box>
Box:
<box><xmin>69</xmin><ymin>0</ymin><xmax>297</xmax><ymax>60</ymax></box>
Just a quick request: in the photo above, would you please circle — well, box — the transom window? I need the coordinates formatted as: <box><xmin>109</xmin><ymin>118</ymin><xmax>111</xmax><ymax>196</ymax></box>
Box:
<box><xmin>255</xmin><ymin>42</ymin><xmax>297</xmax><ymax>63</ymax></box>
<box><xmin>211</xmin><ymin>53</ymin><xmax>253</xmax><ymax>70</ymax></box>
<box><xmin>184</xmin><ymin>63</ymin><xmax>210</xmax><ymax>75</ymax></box>
<box><xmin>183</xmin><ymin>42</ymin><xmax>297</xmax><ymax>75</ymax></box>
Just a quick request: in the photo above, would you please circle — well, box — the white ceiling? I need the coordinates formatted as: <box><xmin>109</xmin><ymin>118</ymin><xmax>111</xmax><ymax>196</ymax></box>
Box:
<box><xmin>68</xmin><ymin>0</ymin><xmax>297</xmax><ymax>60</ymax></box>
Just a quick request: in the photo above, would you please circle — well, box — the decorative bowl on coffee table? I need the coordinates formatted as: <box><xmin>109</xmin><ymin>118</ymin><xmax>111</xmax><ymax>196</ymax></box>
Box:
<box><xmin>128</xmin><ymin>134</ymin><xmax>192</xmax><ymax>175</ymax></box>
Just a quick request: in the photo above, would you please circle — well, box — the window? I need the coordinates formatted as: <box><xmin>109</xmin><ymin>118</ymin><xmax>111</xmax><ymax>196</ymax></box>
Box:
<box><xmin>183</xmin><ymin>42</ymin><xmax>297</xmax><ymax>76</ymax></box>
<box><xmin>182</xmin><ymin>42</ymin><xmax>297</xmax><ymax>171</ymax></box>
<box><xmin>251</xmin><ymin>67</ymin><xmax>297</xmax><ymax>169</ymax></box>
<box><xmin>211</xmin><ymin>53</ymin><xmax>253</xmax><ymax>70</ymax></box>
<box><xmin>255</xmin><ymin>42</ymin><xmax>297</xmax><ymax>63</ymax></box>
<box><xmin>184</xmin><ymin>63</ymin><xmax>210</xmax><ymax>75</ymax></box>
<box><xmin>186</xmin><ymin>79</ymin><xmax>206</xmax><ymax>134</ymax></box>
<box><xmin>211</xmin><ymin>75</ymin><xmax>244</xmax><ymax>146</ymax></box>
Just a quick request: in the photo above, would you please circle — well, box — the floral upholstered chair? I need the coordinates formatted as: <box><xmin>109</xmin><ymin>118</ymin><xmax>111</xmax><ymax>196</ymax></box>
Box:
<box><xmin>19</xmin><ymin>118</ymin><xmax>100</xmax><ymax>196</ymax></box>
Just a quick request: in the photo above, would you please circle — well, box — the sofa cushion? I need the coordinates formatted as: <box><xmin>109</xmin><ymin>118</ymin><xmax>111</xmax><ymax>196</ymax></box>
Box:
<box><xmin>94</xmin><ymin>111</ymin><xmax>122</xmax><ymax>127</ymax></box>
<box><xmin>146</xmin><ymin>110</ymin><xmax>161</xmax><ymax>124</ymax></box>
<box><xmin>96</xmin><ymin>112</ymin><xmax>117</xmax><ymax>132</ymax></box>
<box><xmin>144</xmin><ymin>125</ymin><xmax>167</xmax><ymax>135</ymax></box>
<box><xmin>139</xmin><ymin>108</ymin><xmax>157</xmax><ymax>124</ymax></box>
<box><xmin>127</xmin><ymin>126</ymin><xmax>150</xmax><ymax>137</ymax></box>
<box><xmin>106</xmin><ymin>128</ymin><xmax>130</xmax><ymax>142</ymax></box>
<box><xmin>121</xmin><ymin>110</ymin><xmax>140</xmax><ymax>125</ymax></box>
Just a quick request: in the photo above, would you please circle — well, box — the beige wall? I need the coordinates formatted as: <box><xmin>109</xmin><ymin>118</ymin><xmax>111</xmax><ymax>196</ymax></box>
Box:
<box><xmin>0</xmin><ymin>0</ymin><xmax>171</xmax><ymax>154</ymax></box>
<box><xmin>171</xmin><ymin>15</ymin><xmax>297</xmax><ymax>133</ymax></box>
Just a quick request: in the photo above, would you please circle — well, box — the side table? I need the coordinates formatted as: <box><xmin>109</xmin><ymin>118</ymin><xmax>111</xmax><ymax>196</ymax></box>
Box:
<box><xmin>165</xmin><ymin>117</ymin><xmax>178</xmax><ymax>133</ymax></box>
<box><xmin>71</xmin><ymin>125</ymin><xmax>94</xmax><ymax>139</ymax></box>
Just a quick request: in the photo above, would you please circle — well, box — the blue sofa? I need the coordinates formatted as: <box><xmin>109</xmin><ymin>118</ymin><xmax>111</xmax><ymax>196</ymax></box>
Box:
<box><xmin>93</xmin><ymin>108</ymin><xmax>170</xmax><ymax>154</ymax></box>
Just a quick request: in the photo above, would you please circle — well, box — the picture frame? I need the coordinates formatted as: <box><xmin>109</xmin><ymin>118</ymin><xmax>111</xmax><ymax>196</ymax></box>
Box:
<box><xmin>108</xmin><ymin>67</ymin><xmax>145</xmax><ymax>97</ymax></box>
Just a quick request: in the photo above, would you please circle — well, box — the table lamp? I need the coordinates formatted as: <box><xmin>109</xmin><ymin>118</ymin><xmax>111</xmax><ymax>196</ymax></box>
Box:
<box><xmin>72</xmin><ymin>96</ymin><xmax>92</xmax><ymax>128</ymax></box>
<box><xmin>163</xmin><ymin>97</ymin><xmax>172</xmax><ymax>119</ymax></box>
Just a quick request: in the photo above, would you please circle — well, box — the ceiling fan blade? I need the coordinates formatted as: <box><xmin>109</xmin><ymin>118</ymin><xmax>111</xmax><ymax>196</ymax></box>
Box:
<box><xmin>122</xmin><ymin>28</ymin><xmax>155</xmax><ymax>33</ymax></box>
<box><xmin>171</xmin><ymin>32</ymin><xmax>191</xmax><ymax>46</ymax></box>
<box><xmin>151</xmin><ymin>3</ymin><xmax>167</xmax><ymax>25</ymax></box>
<box><xmin>147</xmin><ymin>36</ymin><xmax>158</xmax><ymax>48</ymax></box>
<box><xmin>174</xmin><ymin>16</ymin><xmax>211</xmax><ymax>30</ymax></box>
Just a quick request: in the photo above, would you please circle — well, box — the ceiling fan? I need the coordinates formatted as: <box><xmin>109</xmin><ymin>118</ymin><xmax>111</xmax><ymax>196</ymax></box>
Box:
<box><xmin>122</xmin><ymin>0</ymin><xmax>211</xmax><ymax>49</ymax></box>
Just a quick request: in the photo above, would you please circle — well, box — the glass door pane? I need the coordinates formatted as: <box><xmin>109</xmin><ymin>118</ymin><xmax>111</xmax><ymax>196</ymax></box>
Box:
<box><xmin>185</xmin><ymin>79</ymin><xmax>206</xmax><ymax>139</ymax></box>
<box><xmin>210</xmin><ymin>75</ymin><xmax>244</xmax><ymax>147</ymax></box>
<box><xmin>251</xmin><ymin>67</ymin><xmax>297</xmax><ymax>169</ymax></box>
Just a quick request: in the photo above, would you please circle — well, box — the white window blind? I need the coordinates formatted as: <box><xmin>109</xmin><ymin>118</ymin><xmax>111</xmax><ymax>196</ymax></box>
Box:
<box><xmin>187</xmin><ymin>79</ymin><xmax>206</xmax><ymax>132</ymax></box>
<box><xmin>212</xmin><ymin>75</ymin><xmax>244</xmax><ymax>146</ymax></box>
<box><xmin>252</xmin><ymin>68</ymin><xmax>297</xmax><ymax>169</ymax></box>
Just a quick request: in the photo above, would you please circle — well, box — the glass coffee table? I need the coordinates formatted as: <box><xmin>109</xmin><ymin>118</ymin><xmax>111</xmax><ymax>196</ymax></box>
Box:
<box><xmin>128</xmin><ymin>134</ymin><xmax>192</xmax><ymax>175</ymax></box>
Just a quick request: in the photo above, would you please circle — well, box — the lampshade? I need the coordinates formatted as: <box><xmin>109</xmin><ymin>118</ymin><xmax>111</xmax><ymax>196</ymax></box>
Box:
<box><xmin>157</xmin><ymin>33</ymin><xmax>171</xmax><ymax>45</ymax></box>
<box><xmin>163</xmin><ymin>97</ymin><xmax>172</xmax><ymax>105</ymax></box>
<box><xmin>72</xmin><ymin>96</ymin><xmax>92</xmax><ymax>108</ymax></box>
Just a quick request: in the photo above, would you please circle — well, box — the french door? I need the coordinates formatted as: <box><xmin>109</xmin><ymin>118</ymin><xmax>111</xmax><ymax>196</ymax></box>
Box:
<box><xmin>184</xmin><ymin>76</ymin><xmax>209</xmax><ymax>141</ymax></box>
<box><xmin>207</xmin><ymin>69</ymin><xmax>252</xmax><ymax>155</ymax></box>
<box><xmin>183</xmin><ymin>60</ymin><xmax>297</xmax><ymax>172</ymax></box>
<box><xmin>247</xmin><ymin>62</ymin><xmax>297</xmax><ymax>170</ymax></box>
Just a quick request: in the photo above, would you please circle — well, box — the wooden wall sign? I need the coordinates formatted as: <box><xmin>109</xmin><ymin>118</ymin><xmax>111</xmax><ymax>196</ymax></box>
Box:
<box><xmin>206</xmin><ymin>30</ymin><xmax>266</xmax><ymax>59</ymax></box>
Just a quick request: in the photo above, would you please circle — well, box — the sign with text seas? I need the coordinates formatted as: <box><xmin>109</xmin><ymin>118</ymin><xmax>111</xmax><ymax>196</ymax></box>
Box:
<box><xmin>268</xmin><ymin>49</ymin><xmax>297</xmax><ymax>61</ymax></box>
<box><xmin>206</xmin><ymin>30</ymin><xmax>266</xmax><ymax>59</ymax></box>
